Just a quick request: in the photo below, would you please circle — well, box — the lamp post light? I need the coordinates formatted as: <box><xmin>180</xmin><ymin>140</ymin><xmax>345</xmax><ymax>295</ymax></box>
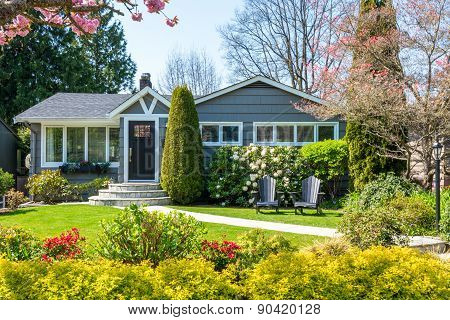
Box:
<box><xmin>432</xmin><ymin>140</ymin><xmax>443</xmax><ymax>232</ymax></box>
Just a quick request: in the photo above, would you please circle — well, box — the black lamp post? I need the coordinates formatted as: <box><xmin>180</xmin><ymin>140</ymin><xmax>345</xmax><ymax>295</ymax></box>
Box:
<box><xmin>432</xmin><ymin>140</ymin><xmax>443</xmax><ymax>232</ymax></box>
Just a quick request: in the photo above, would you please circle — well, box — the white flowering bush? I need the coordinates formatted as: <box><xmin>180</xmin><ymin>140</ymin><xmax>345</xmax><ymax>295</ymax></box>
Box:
<box><xmin>207</xmin><ymin>146</ymin><xmax>309</xmax><ymax>207</ymax></box>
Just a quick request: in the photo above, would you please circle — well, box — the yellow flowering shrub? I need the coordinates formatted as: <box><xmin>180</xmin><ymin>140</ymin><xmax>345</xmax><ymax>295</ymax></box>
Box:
<box><xmin>246</xmin><ymin>246</ymin><xmax>450</xmax><ymax>300</ymax></box>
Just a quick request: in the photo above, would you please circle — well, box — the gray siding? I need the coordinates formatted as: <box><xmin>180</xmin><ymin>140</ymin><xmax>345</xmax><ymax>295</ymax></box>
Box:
<box><xmin>0</xmin><ymin>122</ymin><xmax>18</xmax><ymax>175</ymax></box>
<box><xmin>122</xmin><ymin>100</ymin><xmax>145</xmax><ymax>114</ymax></box>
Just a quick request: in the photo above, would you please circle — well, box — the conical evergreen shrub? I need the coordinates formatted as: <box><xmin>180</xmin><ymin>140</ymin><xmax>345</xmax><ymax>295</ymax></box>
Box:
<box><xmin>161</xmin><ymin>85</ymin><xmax>204</xmax><ymax>204</ymax></box>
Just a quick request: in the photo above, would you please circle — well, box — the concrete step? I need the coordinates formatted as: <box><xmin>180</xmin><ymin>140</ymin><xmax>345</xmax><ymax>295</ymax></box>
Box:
<box><xmin>108</xmin><ymin>183</ymin><xmax>162</xmax><ymax>192</ymax></box>
<box><xmin>88</xmin><ymin>196</ymin><xmax>171</xmax><ymax>207</ymax></box>
<box><xmin>409</xmin><ymin>236</ymin><xmax>449</xmax><ymax>254</ymax></box>
<box><xmin>98</xmin><ymin>189</ymin><xmax>167</xmax><ymax>199</ymax></box>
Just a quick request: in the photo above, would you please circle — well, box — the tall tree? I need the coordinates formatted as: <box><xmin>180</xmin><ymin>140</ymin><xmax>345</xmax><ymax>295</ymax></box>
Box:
<box><xmin>0</xmin><ymin>12</ymin><xmax>136</xmax><ymax>125</ymax></box>
<box><xmin>297</xmin><ymin>0</ymin><xmax>449</xmax><ymax>189</ymax></box>
<box><xmin>346</xmin><ymin>0</ymin><xmax>405</xmax><ymax>190</ymax></box>
<box><xmin>219</xmin><ymin>0</ymin><xmax>349</xmax><ymax>94</ymax></box>
<box><xmin>159</xmin><ymin>49</ymin><xmax>222</xmax><ymax>96</ymax></box>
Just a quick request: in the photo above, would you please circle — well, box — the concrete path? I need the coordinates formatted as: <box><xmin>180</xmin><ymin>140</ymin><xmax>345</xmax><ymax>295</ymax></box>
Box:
<box><xmin>147</xmin><ymin>205</ymin><xmax>339</xmax><ymax>237</ymax></box>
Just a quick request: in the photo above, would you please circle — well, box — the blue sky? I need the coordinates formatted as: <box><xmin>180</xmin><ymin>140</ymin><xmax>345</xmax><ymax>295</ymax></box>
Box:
<box><xmin>117</xmin><ymin>0</ymin><xmax>244</xmax><ymax>90</ymax></box>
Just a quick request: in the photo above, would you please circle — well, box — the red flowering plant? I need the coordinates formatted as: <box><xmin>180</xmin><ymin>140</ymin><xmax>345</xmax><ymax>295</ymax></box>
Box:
<box><xmin>41</xmin><ymin>228</ymin><xmax>85</xmax><ymax>263</ymax></box>
<box><xmin>201</xmin><ymin>239</ymin><xmax>241</xmax><ymax>271</ymax></box>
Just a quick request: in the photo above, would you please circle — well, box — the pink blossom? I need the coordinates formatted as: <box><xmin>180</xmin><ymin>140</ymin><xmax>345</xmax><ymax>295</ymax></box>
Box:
<box><xmin>166</xmin><ymin>16</ymin><xmax>178</xmax><ymax>27</ymax></box>
<box><xmin>145</xmin><ymin>0</ymin><xmax>166</xmax><ymax>13</ymax></box>
<box><xmin>71</xmin><ymin>14</ymin><xmax>99</xmax><ymax>35</ymax></box>
<box><xmin>131</xmin><ymin>12</ymin><xmax>143</xmax><ymax>22</ymax></box>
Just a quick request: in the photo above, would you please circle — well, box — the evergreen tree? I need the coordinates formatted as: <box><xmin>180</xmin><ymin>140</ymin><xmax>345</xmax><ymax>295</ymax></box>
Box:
<box><xmin>161</xmin><ymin>85</ymin><xmax>204</xmax><ymax>204</ymax></box>
<box><xmin>0</xmin><ymin>12</ymin><xmax>136</xmax><ymax>125</ymax></box>
<box><xmin>346</xmin><ymin>0</ymin><xmax>405</xmax><ymax>190</ymax></box>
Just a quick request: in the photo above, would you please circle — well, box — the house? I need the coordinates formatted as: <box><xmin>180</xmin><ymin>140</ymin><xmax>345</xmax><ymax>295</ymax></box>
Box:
<box><xmin>14</xmin><ymin>75</ymin><xmax>346</xmax><ymax>205</ymax></box>
<box><xmin>0</xmin><ymin>118</ymin><xmax>19</xmax><ymax>175</ymax></box>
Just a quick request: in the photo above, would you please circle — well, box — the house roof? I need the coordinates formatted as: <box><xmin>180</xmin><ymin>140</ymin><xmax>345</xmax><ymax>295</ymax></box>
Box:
<box><xmin>14</xmin><ymin>93</ymin><xmax>132</xmax><ymax>122</ymax></box>
<box><xmin>14</xmin><ymin>76</ymin><xmax>325</xmax><ymax>123</ymax></box>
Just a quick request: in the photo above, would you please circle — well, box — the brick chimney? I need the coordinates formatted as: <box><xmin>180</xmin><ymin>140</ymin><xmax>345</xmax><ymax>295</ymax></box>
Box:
<box><xmin>139</xmin><ymin>73</ymin><xmax>152</xmax><ymax>90</ymax></box>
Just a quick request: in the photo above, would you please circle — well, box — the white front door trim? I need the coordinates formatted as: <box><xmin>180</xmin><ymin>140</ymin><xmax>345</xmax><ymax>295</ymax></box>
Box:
<box><xmin>123</xmin><ymin>115</ymin><xmax>161</xmax><ymax>183</ymax></box>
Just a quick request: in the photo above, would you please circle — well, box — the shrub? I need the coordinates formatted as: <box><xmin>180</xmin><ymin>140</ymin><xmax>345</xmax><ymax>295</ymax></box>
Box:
<box><xmin>0</xmin><ymin>168</ymin><xmax>14</xmax><ymax>196</ymax></box>
<box><xmin>387</xmin><ymin>195</ymin><xmax>435</xmax><ymax>236</ymax></box>
<box><xmin>237</xmin><ymin>229</ymin><xmax>294</xmax><ymax>268</ymax></box>
<box><xmin>69</xmin><ymin>177</ymin><xmax>111</xmax><ymax>201</ymax></box>
<box><xmin>338</xmin><ymin>206</ymin><xmax>408</xmax><ymax>249</ymax></box>
<box><xmin>307</xmin><ymin>237</ymin><xmax>351</xmax><ymax>256</ymax></box>
<box><xmin>5</xmin><ymin>189</ymin><xmax>28</xmax><ymax>210</ymax></box>
<box><xmin>0</xmin><ymin>226</ymin><xmax>41</xmax><ymax>261</ymax></box>
<box><xmin>0</xmin><ymin>258</ymin><xmax>238</xmax><ymax>300</ymax></box>
<box><xmin>208</xmin><ymin>146</ymin><xmax>305</xmax><ymax>206</ymax></box>
<box><xmin>41</xmin><ymin>228</ymin><xmax>85</xmax><ymax>262</ymax></box>
<box><xmin>26</xmin><ymin>170</ymin><xmax>70</xmax><ymax>204</ymax></box>
<box><xmin>201</xmin><ymin>240</ymin><xmax>241</xmax><ymax>271</ymax></box>
<box><xmin>154</xmin><ymin>258</ymin><xmax>238</xmax><ymax>299</ymax></box>
<box><xmin>97</xmin><ymin>205</ymin><xmax>206</xmax><ymax>264</ymax></box>
<box><xmin>300</xmin><ymin>139</ymin><xmax>348</xmax><ymax>198</ymax></box>
<box><xmin>161</xmin><ymin>85</ymin><xmax>204</xmax><ymax>204</ymax></box>
<box><xmin>346</xmin><ymin>172</ymin><xmax>420</xmax><ymax>210</ymax></box>
<box><xmin>246</xmin><ymin>247</ymin><xmax>450</xmax><ymax>300</ymax></box>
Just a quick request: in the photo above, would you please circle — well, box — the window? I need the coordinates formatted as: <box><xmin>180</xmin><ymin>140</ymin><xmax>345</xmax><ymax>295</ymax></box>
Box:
<box><xmin>200</xmin><ymin>123</ymin><xmax>242</xmax><ymax>145</ymax></box>
<box><xmin>109</xmin><ymin>128</ymin><xmax>120</xmax><ymax>163</ymax></box>
<box><xmin>297</xmin><ymin>125</ymin><xmax>314</xmax><ymax>143</ymax></box>
<box><xmin>318</xmin><ymin>125</ymin><xmax>335</xmax><ymax>141</ymax></box>
<box><xmin>254</xmin><ymin>122</ymin><xmax>338</xmax><ymax>145</ymax></box>
<box><xmin>222</xmin><ymin>125</ymin><xmax>239</xmax><ymax>143</ymax></box>
<box><xmin>202</xmin><ymin>125</ymin><xmax>219</xmax><ymax>143</ymax></box>
<box><xmin>67</xmin><ymin>127</ymin><xmax>85</xmax><ymax>162</ymax></box>
<box><xmin>256</xmin><ymin>126</ymin><xmax>273</xmax><ymax>143</ymax></box>
<box><xmin>45</xmin><ymin>127</ymin><xmax>63</xmax><ymax>162</ymax></box>
<box><xmin>134</xmin><ymin>125</ymin><xmax>151</xmax><ymax>138</ymax></box>
<box><xmin>276</xmin><ymin>125</ymin><xmax>294</xmax><ymax>142</ymax></box>
<box><xmin>88</xmin><ymin>127</ymin><xmax>106</xmax><ymax>162</ymax></box>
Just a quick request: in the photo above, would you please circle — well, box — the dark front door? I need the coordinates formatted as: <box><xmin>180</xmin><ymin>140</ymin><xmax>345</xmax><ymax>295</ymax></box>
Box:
<box><xmin>128</xmin><ymin>121</ymin><xmax>155</xmax><ymax>180</ymax></box>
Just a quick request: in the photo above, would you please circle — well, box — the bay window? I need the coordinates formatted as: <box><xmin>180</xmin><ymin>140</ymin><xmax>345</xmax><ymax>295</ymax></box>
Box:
<box><xmin>45</xmin><ymin>127</ymin><xmax>63</xmax><ymax>163</ymax></box>
<box><xmin>43</xmin><ymin>125</ymin><xmax>119</xmax><ymax>166</ymax></box>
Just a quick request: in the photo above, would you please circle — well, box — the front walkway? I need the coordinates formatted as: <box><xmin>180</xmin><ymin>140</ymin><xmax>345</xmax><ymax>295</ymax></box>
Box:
<box><xmin>147</xmin><ymin>205</ymin><xmax>339</xmax><ymax>237</ymax></box>
<box><xmin>147</xmin><ymin>206</ymin><xmax>448</xmax><ymax>254</ymax></box>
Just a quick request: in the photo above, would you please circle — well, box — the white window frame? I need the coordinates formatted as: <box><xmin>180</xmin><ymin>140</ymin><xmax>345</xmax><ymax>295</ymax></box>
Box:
<box><xmin>41</xmin><ymin>123</ymin><xmax>120</xmax><ymax>168</ymax></box>
<box><xmin>199</xmin><ymin>122</ymin><xmax>243</xmax><ymax>146</ymax></box>
<box><xmin>253</xmin><ymin>122</ymin><xmax>339</xmax><ymax>146</ymax></box>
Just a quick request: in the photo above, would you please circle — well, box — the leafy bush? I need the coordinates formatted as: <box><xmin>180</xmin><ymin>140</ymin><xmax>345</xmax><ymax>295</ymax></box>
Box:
<box><xmin>208</xmin><ymin>145</ymin><xmax>305</xmax><ymax>206</ymax></box>
<box><xmin>338</xmin><ymin>206</ymin><xmax>408</xmax><ymax>249</ymax></box>
<box><xmin>69</xmin><ymin>177</ymin><xmax>111</xmax><ymax>201</ymax></box>
<box><xmin>97</xmin><ymin>205</ymin><xmax>206</xmax><ymax>264</ymax></box>
<box><xmin>41</xmin><ymin>228</ymin><xmax>85</xmax><ymax>262</ymax></box>
<box><xmin>346</xmin><ymin>173</ymin><xmax>419</xmax><ymax>210</ymax></box>
<box><xmin>154</xmin><ymin>258</ymin><xmax>238</xmax><ymax>299</ymax></box>
<box><xmin>161</xmin><ymin>85</ymin><xmax>204</xmax><ymax>204</ymax></box>
<box><xmin>0</xmin><ymin>226</ymin><xmax>41</xmax><ymax>261</ymax></box>
<box><xmin>387</xmin><ymin>195</ymin><xmax>435</xmax><ymax>236</ymax></box>
<box><xmin>0</xmin><ymin>168</ymin><xmax>14</xmax><ymax>196</ymax></box>
<box><xmin>307</xmin><ymin>237</ymin><xmax>351</xmax><ymax>256</ymax></box>
<box><xmin>0</xmin><ymin>258</ymin><xmax>238</xmax><ymax>300</ymax></box>
<box><xmin>246</xmin><ymin>246</ymin><xmax>450</xmax><ymax>300</ymax></box>
<box><xmin>5</xmin><ymin>189</ymin><xmax>28</xmax><ymax>210</ymax></box>
<box><xmin>236</xmin><ymin>229</ymin><xmax>294</xmax><ymax>268</ymax></box>
<box><xmin>300</xmin><ymin>139</ymin><xmax>348</xmax><ymax>198</ymax></box>
<box><xmin>201</xmin><ymin>240</ymin><xmax>241</xmax><ymax>271</ymax></box>
<box><xmin>26</xmin><ymin>170</ymin><xmax>70</xmax><ymax>204</ymax></box>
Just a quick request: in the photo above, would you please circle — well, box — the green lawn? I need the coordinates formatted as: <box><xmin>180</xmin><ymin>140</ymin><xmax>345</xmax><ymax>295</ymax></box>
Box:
<box><xmin>168</xmin><ymin>205</ymin><xmax>342</xmax><ymax>228</ymax></box>
<box><xmin>0</xmin><ymin>204</ymin><xmax>325</xmax><ymax>249</ymax></box>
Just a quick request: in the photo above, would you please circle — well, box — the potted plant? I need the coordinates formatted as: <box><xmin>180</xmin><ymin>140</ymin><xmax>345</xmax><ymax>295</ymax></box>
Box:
<box><xmin>79</xmin><ymin>160</ymin><xmax>91</xmax><ymax>173</ymax></box>
<box><xmin>94</xmin><ymin>162</ymin><xmax>111</xmax><ymax>175</ymax></box>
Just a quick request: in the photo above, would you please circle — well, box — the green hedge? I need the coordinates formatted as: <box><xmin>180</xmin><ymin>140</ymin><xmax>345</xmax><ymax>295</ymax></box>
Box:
<box><xmin>1</xmin><ymin>246</ymin><xmax>448</xmax><ymax>300</ymax></box>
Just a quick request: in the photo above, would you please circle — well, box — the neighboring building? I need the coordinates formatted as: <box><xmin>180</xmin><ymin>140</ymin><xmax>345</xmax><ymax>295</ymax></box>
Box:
<box><xmin>0</xmin><ymin>118</ymin><xmax>19</xmax><ymax>175</ymax></box>
<box><xmin>14</xmin><ymin>75</ymin><xmax>345</xmax><ymax>184</ymax></box>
